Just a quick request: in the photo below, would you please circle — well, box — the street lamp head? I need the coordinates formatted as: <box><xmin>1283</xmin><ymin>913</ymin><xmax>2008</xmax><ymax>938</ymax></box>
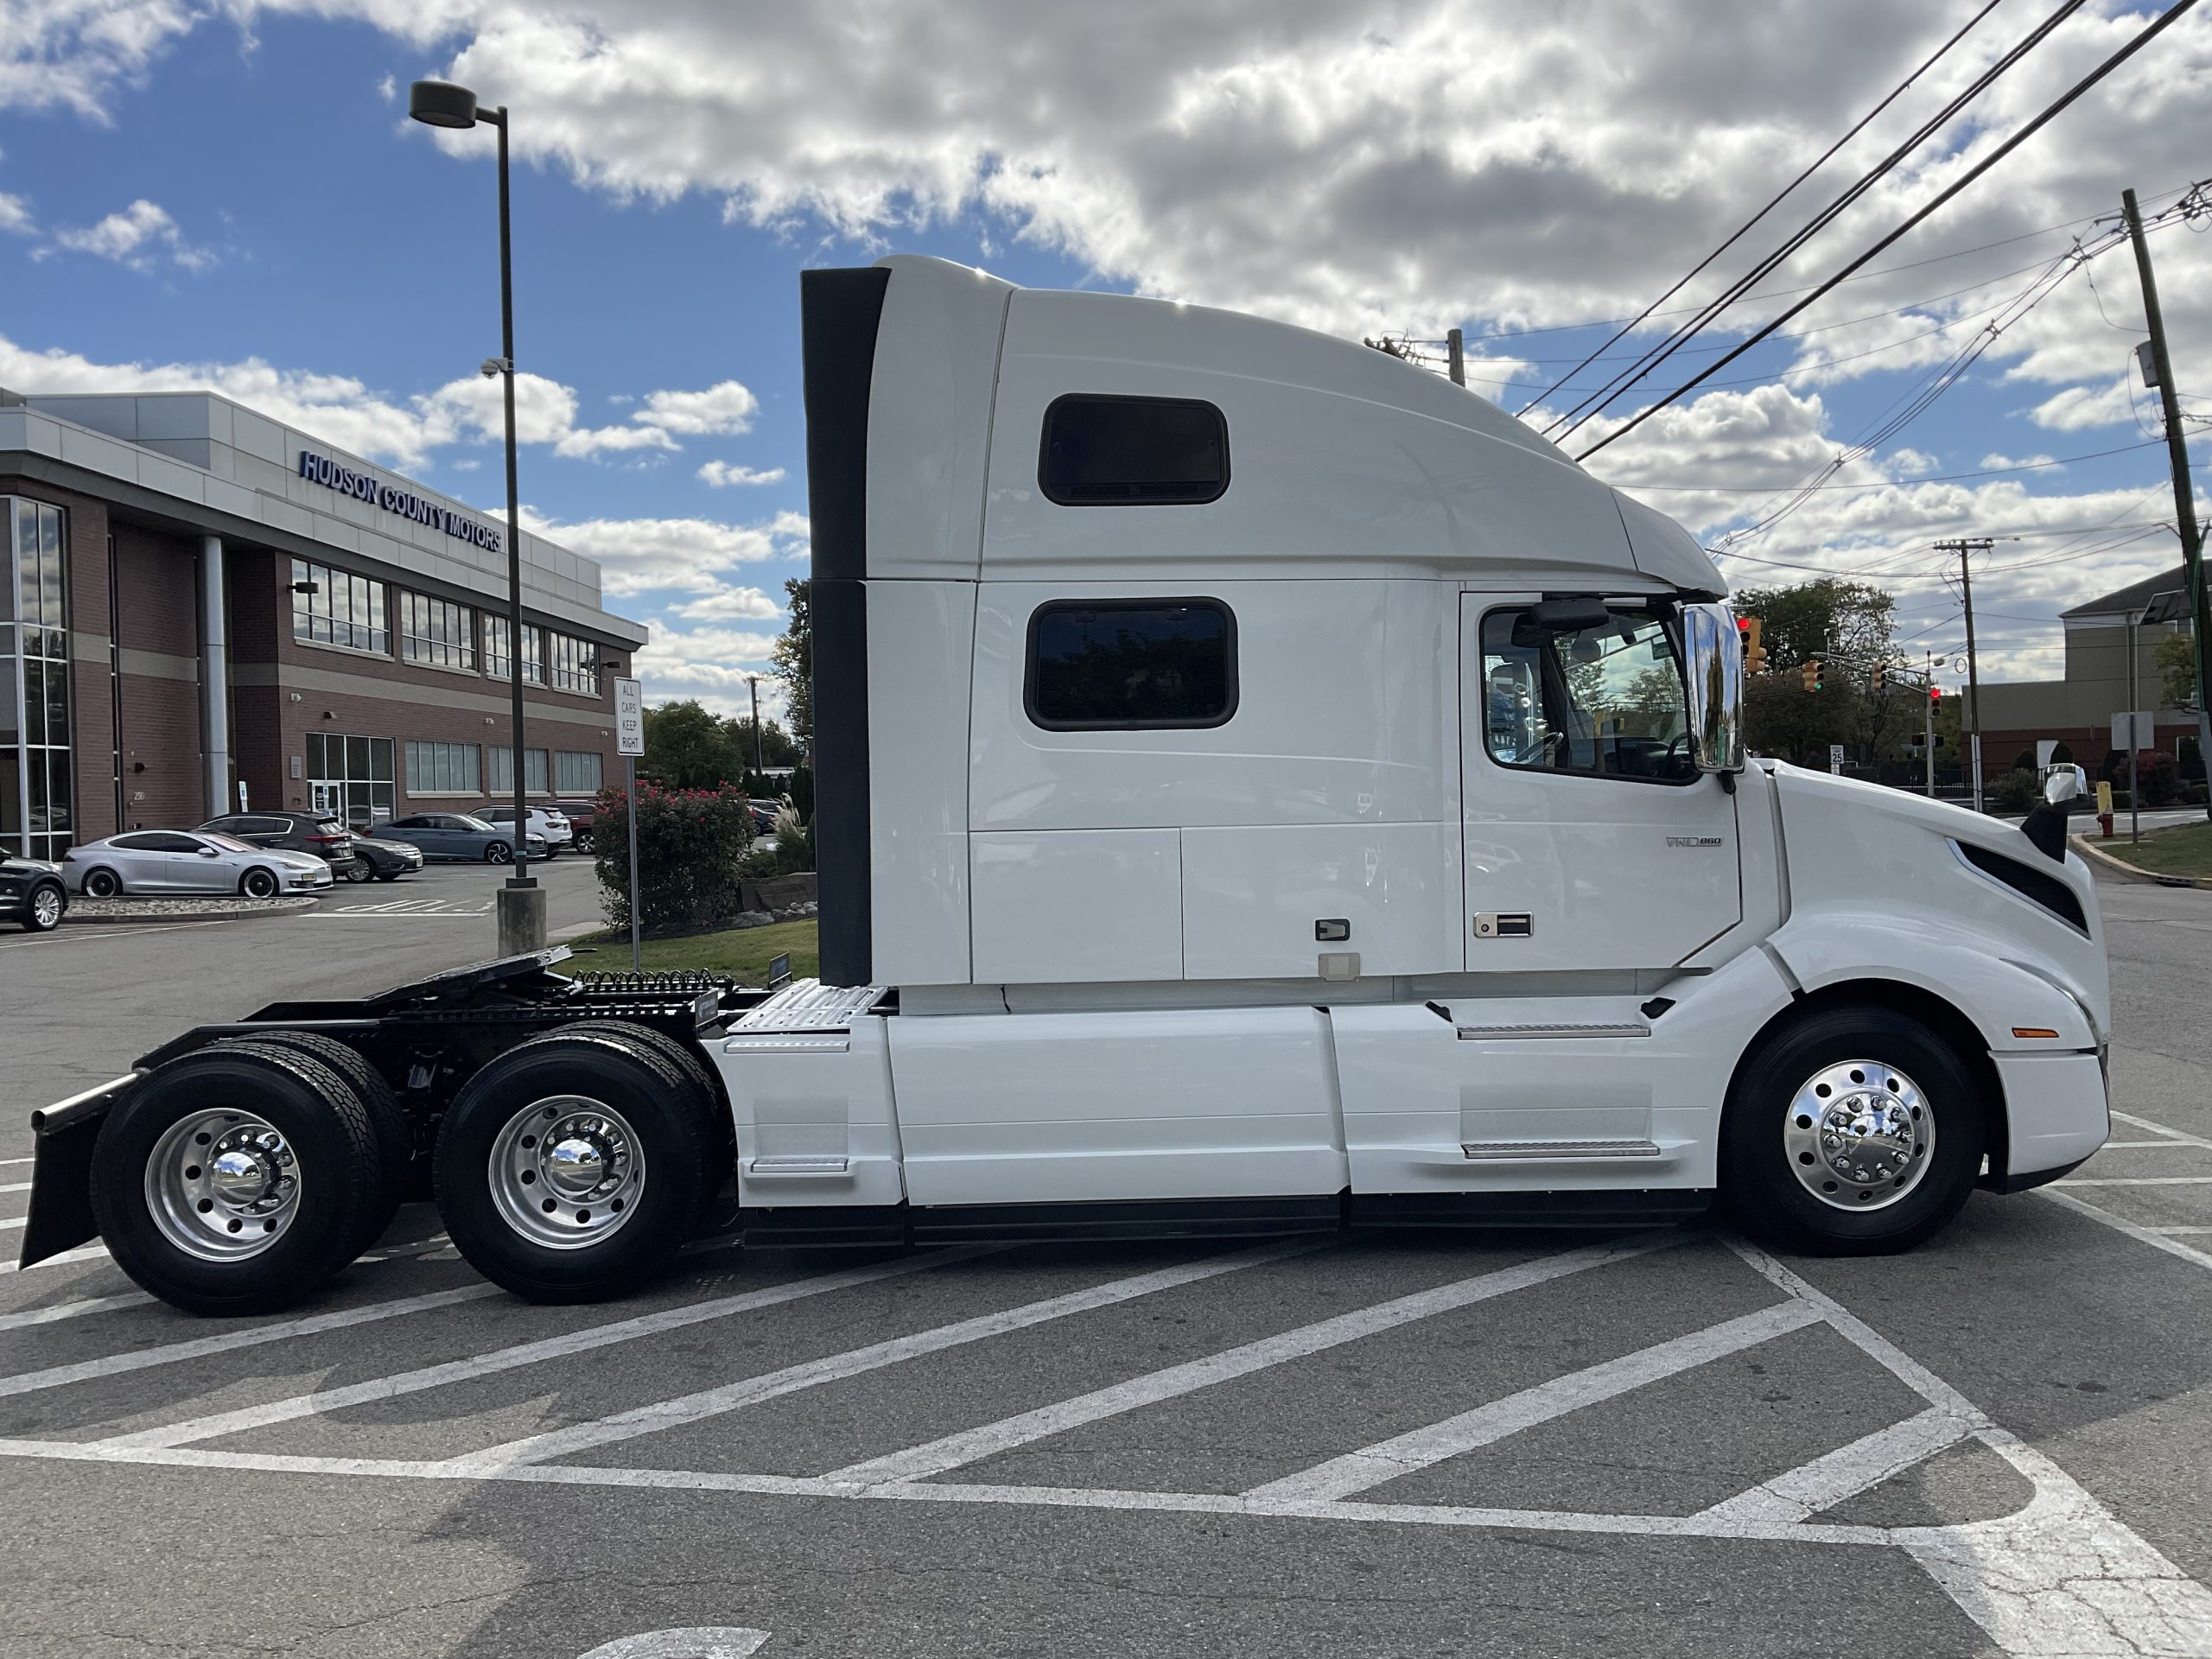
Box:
<box><xmin>409</xmin><ymin>79</ymin><xmax>480</xmax><ymax>129</ymax></box>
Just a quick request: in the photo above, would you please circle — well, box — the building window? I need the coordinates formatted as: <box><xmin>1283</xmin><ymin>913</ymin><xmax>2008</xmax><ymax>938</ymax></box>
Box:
<box><xmin>485</xmin><ymin>615</ymin><xmax>542</xmax><ymax>685</ymax></box>
<box><xmin>1479</xmin><ymin>605</ymin><xmax>1695</xmax><ymax>785</ymax></box>
<box><xmin>1038</xmin><ymin>395</ymin><xmax>1230</xmax><ymax>505</ymax></box>
<box><xmin>554</xmin><ymin>749</ymin><xmax>603</xmax><ymax>793</ymax></box>
<box><xmin>405</xmin><ymin>740</ymin><xmax>480</xmax><ymax>795</ymax></box>
<box><xmin>546</xmin><ymin>632</ymin><xmax>600</xmax><ymax>696</ymax></box>
<box><xmin>3</xmin><ymin>499</ymin><xmax>73</xmax><ymax>860</ymax></box>
<box><xmin>488</xmin><ymin>746</ymin><xmax>550</xmax><ymax>795</ymax></box>
<box><xmin>307</xmin><ymin>731</ymin><xmax>395</xmax><ymax>826</ymax></box>
<box><xmin>1025</xmin><ymin>598</ymin><xmax>1238</xmax><ymax>730</ymax></box>
<box><xmin>291</xmin><ymin>558</ymin><xmax>388</xmax><ymax>654</ymax></box>
<box><xmin>397</xmin><ymin>592</ymin><xmax>476</xmax><ymax>671</ymax></box>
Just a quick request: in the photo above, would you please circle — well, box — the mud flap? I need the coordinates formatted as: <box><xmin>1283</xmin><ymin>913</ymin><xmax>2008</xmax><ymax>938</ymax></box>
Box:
<box><xmin>16</xmin><ymin>1073</ymin><xmax>137</xmax><ymax>1268</ymax></box>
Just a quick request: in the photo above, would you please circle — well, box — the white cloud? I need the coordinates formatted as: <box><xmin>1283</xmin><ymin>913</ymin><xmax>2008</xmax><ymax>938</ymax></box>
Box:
<box><xmin>637</xmin><ymin>380</ymin><xmax>757</xmax><ymax>435</ymax></box>
<box><xmin>0</xmin><ymin>193</ymin><xmax>33</xmax><ymax>235</ymax></box>
<box><xmin>696</xmin><ymin>459</ymin><xmax>785</xmax><ymax>487</ymax></box>
<box><xmin>49</xmin><ymin>197</ymin><xmax>212</xmax><ymax>270</ymax></box>
<box><xmin>517</xmin><ymin>504</ymin><xmax>808</xmax><ymax>596</ymax></box>
<box><xmin>377</xmin><ymin>72</ymin><xmax>395</xmax><ymax>100</ymax></box>
<box><xmin>0</xmin><ymin>0</ymin><xmax>204</xmax><ymax>119</ymax></box>
<box><xmin>673</xmin><ymin>584</ymin><xmax>783</xmax><ymax>620</ymax></box>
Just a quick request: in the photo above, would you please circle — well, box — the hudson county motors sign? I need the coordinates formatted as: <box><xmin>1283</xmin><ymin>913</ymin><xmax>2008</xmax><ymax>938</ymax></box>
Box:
<box><xmin>298</xmin><ymin>450</ymin><xmax>503</xmax><ymax>553</ymax></box>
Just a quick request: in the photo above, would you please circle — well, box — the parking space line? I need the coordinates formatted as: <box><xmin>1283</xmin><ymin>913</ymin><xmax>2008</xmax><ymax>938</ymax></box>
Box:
<box><xmin>2038</xmin><ymin>1189</ymin><xmax>2212</xmax><ymax>1273</ymax></box>
<box><xmin>827</xmin><ymin>1236</ymin><xmax>1677</xmax><ymax>1489</ymax></box>
<box><xmin>2059</xmin><ymin>1176</ymin><xmax>2212</xmax><ymax>1185</ymax></box>
<box><xmin>2153</xmin><ymin>1225</ymin><xmax>2212</xmax><ymax>1236</ymax></box>
<box><xmin>0</xmin><ymin>1292</ymin><xmax>156</xmax><ymax>1332</ymax></box>
<box><xmin>0</xmin><ymin>1218</ymin><xmax>24</xmax><ymax>1232</ymax></box>
<box><xmin>446</xmin><ymin>1238</ymin><xmax>1330</xmax><ymax>1473</ymax></box>
<box><xmin>1729</xmin><ymin>1236</ymin><xmax>2212</xmax><ymax>1657</ymax></box>
<box><xmin>1</xmin><ymin>1181</ymin><xmax>30</xmax><ymax>1194</ymax></box>
<box><xmin>0</xmin><ymin>1244</ymin><xmax>109</xmax><ymax>1275</ymax></box>
<box><xmin>1245</xmin><ymin>1300</ymin><xmax>1819</xmax><ymax>1503</ymax></box>
<box><xmin>2100</xmin><ymin>1140</ymin><xmax>2202</xmax><ymax>1149</ymax></box>
<box><xmin>1696</xmin><ymin>1406</ymin><xmax>1971</xmax><ymax>1525</ymax></box>
<box><xmin>103</xmin><ymin>1248</ymin><xmax>999</xmax><ymax>1451</ymax></box>
<box><xmin>2109</xmin><ymin>1110</ymin><xmax>2212</xmax><ymax>1150</ymax></box>
<box><xmin>0</xmin><ymin>1285</ymin><xmax>504</xmax><ymax>1402</ymax></box>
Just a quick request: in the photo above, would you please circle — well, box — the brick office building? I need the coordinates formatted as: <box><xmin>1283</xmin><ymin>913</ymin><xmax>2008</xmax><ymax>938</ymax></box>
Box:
<box><xmin>1</xmin><ymin>390</ymin><xmax>649</xmax><ymax>860</ymax></box>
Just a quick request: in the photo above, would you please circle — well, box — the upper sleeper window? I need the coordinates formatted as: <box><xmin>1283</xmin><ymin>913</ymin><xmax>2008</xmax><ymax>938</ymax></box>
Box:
<box><xmin>1027</xmin><ymin>600</ymin><xmax>1237</xmax><ymax>730</ymax></box>
<box><xmin>1038</xmin><ymin>395</ymin><xmax>1229</xmax><ymax>505</ymax></box>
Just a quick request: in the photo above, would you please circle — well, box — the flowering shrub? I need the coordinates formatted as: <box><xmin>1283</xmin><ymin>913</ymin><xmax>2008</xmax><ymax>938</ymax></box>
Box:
<box><xmin>593</xmin><ymin>780</ymin><xmax>754</xmax><ymax>931</ymax></box>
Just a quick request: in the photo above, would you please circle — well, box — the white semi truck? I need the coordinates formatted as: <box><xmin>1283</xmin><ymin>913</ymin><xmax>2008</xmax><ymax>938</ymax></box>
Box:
<box><xmin>18</xmin><ymin>256</ymin><xmax>2111</xmax><ymax>1314</ymax></box>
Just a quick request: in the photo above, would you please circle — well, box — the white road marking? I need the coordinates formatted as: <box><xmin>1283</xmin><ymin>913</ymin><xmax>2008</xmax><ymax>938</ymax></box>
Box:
<box><xmin>1728</xmin><ymin>1236</ymin><xmax>2212</xmax><ymax>1658</ymax></box>
<box><xmin>579</xmin><ymin>1630</ymin><xmax>771</xmax><ymax>1659</ymax></box>
<box><xmin>0</xmin><ymin>1157</ymin><xmax>32</xmax><ymax>1167</ymax></box>
<box><xmin>827</xmin><ymin>1236</ymin><xmax>1675</xmax><ymax>1489</ymax></box>
<box><xmin>1</xmin><ymin>1181</ymin><xmax>30</xmax><ymax>1194</ymax></box>
<box><xmin>0</xmin><ymin>918</ymin><xmax>235</xmax><ymax>951</ymax></box>
<box><xmin>2099</xmin><ymin>1140</ymin><xmax>2201</xmax><ymax>1149</ymax></box>
<box><xmin>0</xmin><ymin>1292</ymin><xmax>156</xmax><ymax>1332</ymax></box>
<box><xmin>0</xmin><ymin>1285</ymin><xmax>503</xmax><ymax>1402</ymax></box>
<box><xmin>1696</xmin><ymin>1406</ymin><xmax>1972</xmax><ymax>1525</ymax></box>
<box><xmin>1246</xmin><ymin>1300</ymin><xmax>1819</xmax><ymax>1503</ymax></box>
<box><xmin>2152</xmin><ymin>1225</ymin><xmax>2212</xmax><ymax>1236</ymax></box>
<box><xmin>447</xmin><ymin>1239</ymin><xmax>1328</xmax><ymax>1473</ymax></box>
<box><xmin>0</xmin><ymin>1217</ymin><xmax>24</xmax><ymax>1232</ymax></box>
<box><xmin>2039</xmin><ymin>1189</ymin><xmax>2212</xmax><ymax>1273</ymax></box>
<box><xmin>103</xmin><ymin>1248</ymin><xmax>999</xmax><ymax>1451</ymax></box>
<box><xmin>0</xmin><ymin>1243</ymin><xmax>109</xmax><ymax>1274</ymax></box>
<box><xmin>2109</xmin><ymin>1110</ymin><xmax>2212</xmax><ymax>1150</ymax></box>
<box><xmin>2058</xmin><ymin>1177</ymin><xmax>2212</xmax><ymax>1186</ymax></box>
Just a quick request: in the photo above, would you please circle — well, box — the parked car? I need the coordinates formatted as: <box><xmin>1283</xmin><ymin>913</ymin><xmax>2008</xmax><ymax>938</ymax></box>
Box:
<box><xmin>343</xmin><ymin>831</ymin><xmax>428</xmax><ymax>883</ymax></box>
<box><xmin>200</xmin><ymin>810</ymin><xmax>362</xmax><ymax>879</ymax></box>
<box><xmin>546</xmin><ymin>798</ymin><xmax>600</xmax><ymax>854</ymax></box>
<box><xmin>0</xmin><ymin>854</ymin><xmax>68</xmax><ymax>931</ymax></box>
<box><xmin>474</xmin><ymin>804</ymin><xmax>573</xmax><ymax>855</ymax></box>
<box><xmin>377</xmin><ymin>813</ymin><xmax>548</xmax><ymax>864</ymax></box>
<box><xmin>63</xmin><ymin>830</ymin><xmax>334</xmax><ymax>898</ymax></box>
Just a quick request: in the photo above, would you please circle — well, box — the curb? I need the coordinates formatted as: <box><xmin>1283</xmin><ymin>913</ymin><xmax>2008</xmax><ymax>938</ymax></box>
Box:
<box><xmin>2070</xmin><ymin>836</ymin><xmax>2212</xmax><ymax>890</ymax></box>
<box><xmin>62</xmin><ymin>895</ymin><xmax>324</xmax><ymax>925</ymax></box>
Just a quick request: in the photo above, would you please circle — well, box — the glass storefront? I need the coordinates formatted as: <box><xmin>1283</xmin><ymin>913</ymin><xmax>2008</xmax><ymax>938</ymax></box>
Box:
<box><xmin>307</xmin><ymin>731</ymin><xmax>393</xmax><ymax>829</ymax></box>
<box><xmin>3</xmin><ymin>499</ymin><xmax>73</xmax><ymax>861</ymax></box>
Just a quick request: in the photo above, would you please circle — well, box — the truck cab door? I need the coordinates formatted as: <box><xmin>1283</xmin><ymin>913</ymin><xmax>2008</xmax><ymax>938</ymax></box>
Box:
<box><xmin>1460</xmin><ymin>594</ymin><xmax>1740</xmax><ymax>972</ymax></box>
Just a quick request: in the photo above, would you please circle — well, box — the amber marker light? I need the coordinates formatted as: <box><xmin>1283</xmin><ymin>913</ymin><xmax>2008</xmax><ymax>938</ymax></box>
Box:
<box><xmin>2012</xmin><ymin>1027</ymin><xmax>2062</xmax><ymax>1039</ymax></box>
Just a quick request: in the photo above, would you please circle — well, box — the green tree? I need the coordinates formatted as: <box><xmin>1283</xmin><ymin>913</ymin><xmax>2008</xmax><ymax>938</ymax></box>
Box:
<box><xmin>772</xmin><ymin>577</ymin><xmax>813</xmax><ymax>748</ymax></box>
<box><xmin>1735</xmin><ymin>578</ymin><xmax>1916</xmax><ymax>766</ymax></box>
<box><xmin>2154</xmin><ymin>631</ymin><xmax>2200</xmax><ymax>709</ymax></box>
<box><xmin>642</xmin><ymin>700</ymin><xmax>740</xmax><ymax>789</ymax></box>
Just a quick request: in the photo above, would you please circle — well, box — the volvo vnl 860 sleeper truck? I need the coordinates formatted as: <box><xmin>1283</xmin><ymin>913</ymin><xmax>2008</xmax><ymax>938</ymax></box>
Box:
<box><xmin>16</xmin><ymin>256</ymin><xmax>2111</xmax><ymax>1313</ymax></box>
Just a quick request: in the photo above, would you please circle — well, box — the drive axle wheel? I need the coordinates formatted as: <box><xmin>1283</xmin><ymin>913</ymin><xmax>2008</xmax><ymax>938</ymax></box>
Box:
<box><xmin>1722</xmin><ymin>1005</ymin><xmax>1984</xmax><ymax>1255</ymax></box>
<box><xmin>434</xmin><ymin>1027</ymin><xmax>719</xmax><ymax>1302</ymax></box>
<box><xmin>90</xmin><ymin>1044</ymin><xmax>377</xmax><ymax>1316</ymax></box>
<box><xmin>221</xmin><ymin>1031</ymin><xmax>413</xmax><ymax>1259</ymax></box>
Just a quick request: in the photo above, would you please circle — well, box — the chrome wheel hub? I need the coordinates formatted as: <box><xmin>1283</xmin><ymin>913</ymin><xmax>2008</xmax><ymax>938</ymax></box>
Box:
<box><xmin>1783</xmin><ymin>1059</ymin><xmax>1934</xmax><ymax>1212</ymax></box>
<box><xmin>32</xmin><ymin>887</ymin><xmax>62</xmax><ymax>926</ymax></box>
<box><xmin>488</xmin><ymin>1095</ymin><xmax>645</xmax><ymax>1249</ymax></box>
<box><xmin>144</xmin><ymin>1109</ymin><xmax>303</xmax><ymax>1261</ymax></box>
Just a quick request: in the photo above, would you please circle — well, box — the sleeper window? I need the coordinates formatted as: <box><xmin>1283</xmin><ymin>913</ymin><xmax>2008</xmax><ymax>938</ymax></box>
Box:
<box><xmin>1481</xmin><ymin>606</ymin><xmax>1695</xmax><ymax>784</ymax></box>
<box><xmin>1039</xmin><ymin>396</ymin><xmax>1229</xmax><ymax>505</ymax></box>
<box><xmin>1027</xmin><ymin>600</ymin><xmax>1237</xmax><ymax>730</ymax></box>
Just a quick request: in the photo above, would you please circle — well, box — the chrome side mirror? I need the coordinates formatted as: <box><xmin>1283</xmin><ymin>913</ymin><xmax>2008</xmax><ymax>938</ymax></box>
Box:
<box><xmin>1681</xmin><ymin>601</ymin><xmax>1745</xmax><ymax>774</ymax></box>
<box><xmin>2046</xmin><ymin>764</ymin><xmax>2087</xmax><ymax>805</ymax></box>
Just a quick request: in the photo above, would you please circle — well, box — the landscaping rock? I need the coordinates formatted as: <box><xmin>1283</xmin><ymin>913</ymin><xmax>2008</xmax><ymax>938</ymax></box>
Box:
<box><xmin>743</xmin><ymin>873</ymin><xmax>818</xmax><ymax>914</ymax></box>
<box><xmin>729</xmin><ymin>910</ymin><xmax>778</xmax><ymax>930</ymax></box>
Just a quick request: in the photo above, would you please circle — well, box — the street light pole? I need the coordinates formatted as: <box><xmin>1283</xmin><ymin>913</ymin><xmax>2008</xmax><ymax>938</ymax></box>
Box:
<box><xmin>410</xmin><ymin>78</ymin><xmax>545</xmax><ymax>952</ymax></box>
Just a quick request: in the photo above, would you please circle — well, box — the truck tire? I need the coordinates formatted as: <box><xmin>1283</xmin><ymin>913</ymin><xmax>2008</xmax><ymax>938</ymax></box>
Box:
<box><xmin>1720</xmin><ymin>1005</ymin><xmax>1985</xmax><ymax>1256</ymax></box>
<box><xmin>222</xmin><ymin>1032</ymin><xmax>413</xmax><ymax>1260</ymax></box>
<box><xmin>558</xmin><ymin>1020</ymin><xmax>731</xmax><ymax>1225</ymax></box>
<box><xmin>90</xmin><ymin>1043</ymin><xmax>378</xmax><ymax>1316</ymax></box>
<box><xmin>433</xmin><ymin>1027</ymin><xmax>717</xmax><ymax>1302</ymax></box>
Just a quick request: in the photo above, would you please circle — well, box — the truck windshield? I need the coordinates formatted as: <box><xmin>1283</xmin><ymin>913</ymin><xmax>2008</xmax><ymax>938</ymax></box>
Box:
<box><xmin>1481</xmin><ymin>606</ymin><xmax>1694</xmax><ymax>783</ymax></box>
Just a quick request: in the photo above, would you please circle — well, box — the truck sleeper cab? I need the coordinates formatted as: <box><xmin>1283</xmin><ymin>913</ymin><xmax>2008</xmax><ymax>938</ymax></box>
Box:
<box><xmin>16</xmin><ymin>256</ymin><xmax>2110</xmax><ymax>1313</ymax></box>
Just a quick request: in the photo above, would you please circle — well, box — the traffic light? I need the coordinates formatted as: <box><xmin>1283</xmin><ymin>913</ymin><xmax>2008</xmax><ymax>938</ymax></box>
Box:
<box><xmin>1801</xmin><ymin>659</ymin><xmax>1822</xmax><ymax>692</ymax></box>
<box><xmin>1929</xmin><ymin>684</ymin><xmax>1942</xmax><ymax>703</ymax></box>
<box><xmin>1736</xmin><ymin>615</ymin><xmax>1768</xmax><ymax>674</ymax></box>
<box><xmin>1872</xmin><ymin>662</ymin><xmax>1886</xmax><ymax>691</ymax></box>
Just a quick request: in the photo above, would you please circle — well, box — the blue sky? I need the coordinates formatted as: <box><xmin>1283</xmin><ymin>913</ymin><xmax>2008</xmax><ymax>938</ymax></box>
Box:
<box><xmin>4</xmin><ymin>0</ymin><xmax>2208</xmax><ymax>709</ymax></box>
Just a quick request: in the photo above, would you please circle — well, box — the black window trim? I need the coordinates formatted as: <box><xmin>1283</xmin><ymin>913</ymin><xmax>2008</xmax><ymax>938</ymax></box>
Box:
<box><xmin>1477</xmin><ymin>601</ymin><xmax>1700</xmax><ymax>791</ymax></box>
<box><xmin>1037</xmin><ymin>392</ymin><xmax>1231</xmax><ymax>508</ymax></box>
<box><xmin>1023</xmin><ymin>595</ymin><xmax>1241</xmax><ymax>733</ymax></box>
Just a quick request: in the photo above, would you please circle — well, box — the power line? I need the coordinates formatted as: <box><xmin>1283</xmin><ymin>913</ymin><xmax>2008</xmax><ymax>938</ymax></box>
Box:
<box><xmin>1621</xmin><ymin>440</ymin><xmax>2163</xmax><ymax>492</ymax></box>
<box><xmin>1513</xmin><ymin>0</ymin><xmax>2008</xmax><ymax>417</ymax></box>
<box><xmin>1575</xmin><ymin>0</ymin><xmax>2203</xmax><ymax>461</ymax></box>
<box><xmin>1545</xmin><ymin>0</ymin><xmax>2091</xmax><ymax>442</ymax></box>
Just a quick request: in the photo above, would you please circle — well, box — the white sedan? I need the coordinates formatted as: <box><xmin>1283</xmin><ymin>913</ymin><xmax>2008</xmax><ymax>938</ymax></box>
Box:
<box><xmin>476</xmin><ymin>804</ymin><xmax>574</xmax><ymax>855</ymax></box>
<box><xmin>63</xmin><ymin>830</ymin><xmax>334</xmax><ymax>899</ymax></box>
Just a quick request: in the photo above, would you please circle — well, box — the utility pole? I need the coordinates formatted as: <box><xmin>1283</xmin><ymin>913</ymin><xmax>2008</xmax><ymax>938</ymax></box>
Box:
<box><xmin>2123</xmin><ymin>186</ymin><xmax>2212</xmax><ymax>820</ymax></box>
<box><xmin>1446</xmin><ymin>327</ymin><xmax>1465</xmax><ymax>388</ymax></box>
<box><xmin>745</xmin><ymin>674</ymin><xmax>765</xmax><ymax>775</ymax></box>
<box><xmin>1936</xmin><ymin>538</ymin><xmax>1995</xmax><ymax>812</ymax></box>
<box><xmin>1924</xmin><ymin>652</ymin><xmax>1938</xmax><ymax>798</ymax></box>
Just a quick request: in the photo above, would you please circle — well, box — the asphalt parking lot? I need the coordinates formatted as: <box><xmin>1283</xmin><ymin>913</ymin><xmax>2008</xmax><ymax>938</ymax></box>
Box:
<box><xmin>2</xmin><ymin>871</ymin><xmax>2210</xmax><ymax>1657</ymax></box>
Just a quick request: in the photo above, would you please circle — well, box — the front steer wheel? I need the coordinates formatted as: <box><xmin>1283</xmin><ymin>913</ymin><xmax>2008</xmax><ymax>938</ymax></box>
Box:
<box><xmin>89</xmin><ymin>1044</ymin><xmax>378</xmax><ymax>1316</ymax></box>
<box><xmin>1720</xmin><ymin>1005</ymin><xmax>1985</xmax><ymax>1256</ymax></box>
<box><xmin>433</xmin><ymin>1026</ymin><xmax>721</xmax><ymax>1303</ymax></box>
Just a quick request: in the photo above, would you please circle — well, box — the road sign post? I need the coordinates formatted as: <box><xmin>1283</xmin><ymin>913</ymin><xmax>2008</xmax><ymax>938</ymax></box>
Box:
<box><xmin>2112</xmin><ymin>710</ymin><xmax>2153</xmax><ymax>844</ymax></box>
<box><xmin>615</xmin><ymin>678</ymin><xmax>645</xmax><ymax>974</ymax></box>
<box><xmin>1828</xmin><ymin>743</ymin><xmax>1845</xmax><ymax>776</ymax></box>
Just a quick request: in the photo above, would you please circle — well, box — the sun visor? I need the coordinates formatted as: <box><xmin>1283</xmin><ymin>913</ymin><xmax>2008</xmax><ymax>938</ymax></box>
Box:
<box><xmin>1614</xmin><ymin>490</ymin><xmax>1727</xmax><ymax>598</ymax></box>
